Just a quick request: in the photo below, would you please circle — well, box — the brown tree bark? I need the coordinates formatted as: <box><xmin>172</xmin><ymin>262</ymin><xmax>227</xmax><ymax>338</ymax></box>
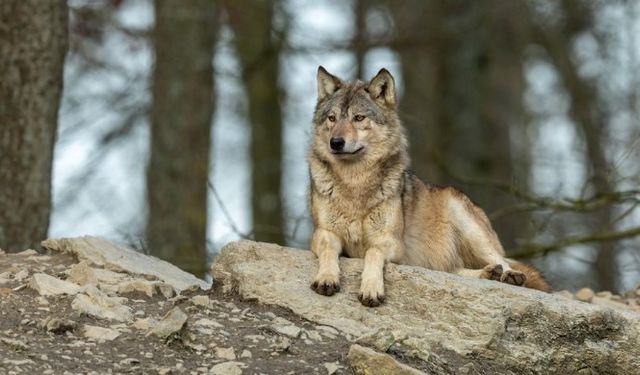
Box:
<box><xmin>147</xmin><ymin>0</ymin><xmax>216</xmax><ymax>277</ymax></box>
<box><xmin>0</xmin><ymin>1</ymin><xmax>68</xmax><ymax>252</ymax></box>
<box><xmin>225</xmin><ymin>0</ymin><xmax>285</xmax><ymax>245</ymax></box>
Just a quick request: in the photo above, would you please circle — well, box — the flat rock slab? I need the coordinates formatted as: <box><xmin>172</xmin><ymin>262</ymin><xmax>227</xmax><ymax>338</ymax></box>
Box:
<box><xmin>42</xmin><ymin>236</ymin><xmax>209</xmax><ymax>292</ymax></box>
<box><xmin>212</xmin><ymin>240</ymin><xmax>640</xmax><ymax>375</ymax></box>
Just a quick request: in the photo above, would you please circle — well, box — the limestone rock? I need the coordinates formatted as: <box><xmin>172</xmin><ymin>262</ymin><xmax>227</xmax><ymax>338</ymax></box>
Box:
<box><xmin>67</xmin><ymin>261</ymin><xmax>98</xmax><ymax>285</ymax></box>
<box><xmin>212</xmin><ymin>240</ymin><xmax>640</xmax><ymax>375</ymax></box>
<box><xmin>348</xmin><ymin>344</ymin><xmax>425</xmax><ymax>375</ymax></box>
<box><xmin>575</xmin><ymin>287</ymin><xmax>595</xmax><ymax>303</ymax></box>
<box><xmin>149</xmin><ymin>307</ymin><xmax>187</xmax><ymax>339</ymax></box>
<box><xmin>28</xmin><ymin>273</ymin><xmax>81</xmax><ymax>296</ymax></box>
<box><xmin>214</xmin><ymin>347</ymin><xmax>236</xmax><ymax>361</ymax></box>
<box><xmin>72</xmin><ymin>285</ymin><xmax>132</xmax><ymax>322</ymax></box>
<box><xmin>42</xmin><ymin>236</ymin><xmax>209</xmax><ymax>292</ymax></box>
<box><xmin>209</xmin><ymin>361</ymin><xmax>244</xmax><ymax>375</ymax></box>
<box><xmin>83</xmin><ymin>325</ymin><xmax>120</xmax><ymax>341</ymax></box>
<box><xmin>41</xmin><ymin>317</ymin><xmax>76</xmax><ymax>334</ymax></box>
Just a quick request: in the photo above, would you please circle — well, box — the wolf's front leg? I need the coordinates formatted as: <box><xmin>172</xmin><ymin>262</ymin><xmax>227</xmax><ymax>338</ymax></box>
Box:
<box><xmin>310</xmin><ymin>228</ymin><xmax>342</xmax><ymax>296</ymax></box>
<box><xmin>359</xmin><ymin>237</ymin><xmax>402</xmax><ymax>307</ymax></box>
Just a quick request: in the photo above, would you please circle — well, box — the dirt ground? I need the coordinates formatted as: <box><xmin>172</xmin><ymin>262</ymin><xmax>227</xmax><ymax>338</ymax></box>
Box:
<box><xmin>0</xmin><ymin>251</ymin><xmax>354</xmax><ymax>374</ymax></box>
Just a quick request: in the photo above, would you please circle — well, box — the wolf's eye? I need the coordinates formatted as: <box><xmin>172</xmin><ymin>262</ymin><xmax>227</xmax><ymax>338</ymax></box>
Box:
<box><xmin>354</xmin><ymin>114</ymin><xmax>365</xmax><ymax>122</ymax></box>
<box><xmin>327</xmin><ymin>115</ymin><xmax>336</xmax><ymax>122</ymax></box>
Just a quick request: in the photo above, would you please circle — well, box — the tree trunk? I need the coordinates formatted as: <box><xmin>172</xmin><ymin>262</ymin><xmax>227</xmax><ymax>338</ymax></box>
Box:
<box><xmin>147</xmin><ymin>0</ymin><xmax>216</xmax><ymax>278</ymax></box>
<box><xmin>225</xmin><ymin>0</ymin><xmax>285</xmax><ymax>245</ymax></box>
<box><xmin>0</xmin><ymin>1</ymin><xmax>67</xmax><ymax>252</ymax></box>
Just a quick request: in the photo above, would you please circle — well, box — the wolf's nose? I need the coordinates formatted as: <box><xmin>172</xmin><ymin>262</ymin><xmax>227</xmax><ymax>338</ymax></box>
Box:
<box><xmin>330</xmin><ymin>137</ymin><xmax>345</xmax><ymax>151</ymax></box>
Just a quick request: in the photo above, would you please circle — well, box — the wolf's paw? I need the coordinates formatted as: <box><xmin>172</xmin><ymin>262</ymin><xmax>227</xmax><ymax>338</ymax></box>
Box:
<box><xmin>501</xmin><ymin>269</ymin><xmax>526</xmax><ymax>286</ymax></box>
<box><xmin>358</xmin><ymin>291</ymin><xmax>385</xmax><ymax>307</ymax></box>
<box><xmin>358</xmin><ymin>278</ymin><xmax>385</xmax><ymax>307</ymax></box>
<box><xmin>311</xmin><ymin>274</ymin><xmax>341</xmax><ymax>296</ymax></box>
<box><xmin>481</xmin><ymin>264</ymin><xmax>503</xmax><ymax>281</ymax></box>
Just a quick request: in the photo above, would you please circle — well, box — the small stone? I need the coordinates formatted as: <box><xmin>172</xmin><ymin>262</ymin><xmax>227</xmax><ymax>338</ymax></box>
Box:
<box><xmin>42</xmin><ymin>317</ymin><xmax>76</xmax><ymax>334</ymax></box>
<box><xmin>348</xmin><ymin>344</ymin><xmax>423</xmax><ymax>374</ymax></box>
<box><xmin>575</xmin><ymin>288</ymin><xmax>595</xmax><ymax>303</ymax></box>
<box><xmin>304</xmin><ymin>330</ymin><xmax>323</xmax><ymax>342</ymax></box>
<box><xmin>190</xmin><ymin>295</ymin><xmax>212</xmax><ymax>307</ymax></box>
<box><xmin>323</xmin><ymin>361</ymin><xmax>342</xmax><ymax>375</ymax></box>
<box><xmin>83</xmin><ymin>325</ymin><xmax>120</xmax><ymax>341</ymax></box>
<box><xmin>273</xmin><ymin>336</ymin><xmax>291</xmax><ymax>352</ymax></box>
<box><xmin>148</xmin><ymin>307</ymin><xmax>187</xmax><ymax>339</ymax></box>
<box><xmin>67</xmin><ymin>261</ymin><xmax>98</xmax><ymax>285</ymax></box>
<box><xmin>209</xmin><ymin>362</ymin><xmax>244</xmax><ymax>375</ymax></box>
<box><xmin>17</xmin><ymin>249</ymin><xmax>38</xmax><ymax>256</ymax></box>
<box><xmin>214</xmin><ymin>347</ymin><xmax>236</xmax><ymax>360</ymax></box>
<box><xmin>194</xmin><ymin>318</ymin><xmax>223</xmax><ymax>328</ymax></box>
<box><xmin>117</xmin><ymin>280</ymin><xmax>156</xmax><ymax>297</ymax></box>
<box><xmin>133</xmin><ymin>317</ymin><xmax>156</xmax><ymax>331</ymax></box>
<box><xmin>14</xmin><ymin>269</ymin><xmax>29</xmax><ymax>282</ymax></box>
<box><xmin>240</xmin><ymin>349</ymin><xmax>252</xmax><ymax>358</ymax></box>
<box><xmin>29</xmin><ymin>273</ymin><xmax>81</xmax><ymax>296</ymax></box>
<box><xmin>72</xmin><ymin>285</ymin><xmax>132</xmax><ymax>322</ymax></box>
<box><xmin>0</xmin><ymin>288</ymin><xmax>11</xmax><ymax>297</ymax></box>
<box><xmin>157</xmin><ymin>283</ymin><xmax>175</xmax><ymax>298</ymax></box>
<box><xmin>272</xmin><ymin>324</ymin><xmax>301</xmax><ymax>338</ymax></box>
<box><xmin>1</xmin><ymin>337</ymin><xmax>28</xmax><ymax>351</ymax></box>
<box><xmin>596</xmin><ymin>291</ymin><xmax>612</xmax><ymax>298</ymax></box>
<box><xmin>120</xmin><ymin>358</ymin><xmax>140</xmax><ymax>365</ymax></box>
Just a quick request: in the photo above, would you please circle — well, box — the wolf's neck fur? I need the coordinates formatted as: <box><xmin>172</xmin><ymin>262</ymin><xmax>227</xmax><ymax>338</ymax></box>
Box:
<box><xmin>310</xmin><ymin>148</ymin><xmax>409</xmax><ymax>208</ymax></box>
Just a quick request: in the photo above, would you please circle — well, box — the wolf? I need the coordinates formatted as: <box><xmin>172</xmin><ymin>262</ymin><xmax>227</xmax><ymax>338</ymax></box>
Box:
<box><xmin>308</xmin><ymin>66</ymin><xmax>551</xmax><ymax>307</ymax></box>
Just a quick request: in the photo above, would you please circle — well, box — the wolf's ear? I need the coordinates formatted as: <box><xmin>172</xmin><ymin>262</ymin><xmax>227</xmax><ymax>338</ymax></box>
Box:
<box><xmin>317</xmin><ymin>66</ymin><xmax>341</xmax><ymax>101</ymax></box>
<box><xmin>367</xmin><ymin>68</ymin><xmax>396</xmax><ymax>108</ymax></box>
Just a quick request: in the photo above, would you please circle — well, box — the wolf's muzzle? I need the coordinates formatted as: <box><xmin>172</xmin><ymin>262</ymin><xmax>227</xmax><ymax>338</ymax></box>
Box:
<box><xmin>330</xmin><ymin>137</ymin><xmax>345</xmax><ymax>151</ymax></box>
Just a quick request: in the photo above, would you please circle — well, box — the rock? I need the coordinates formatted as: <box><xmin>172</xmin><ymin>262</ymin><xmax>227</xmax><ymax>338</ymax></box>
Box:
<box><xmin>348</xmin><ymin>344</ymin><xmax>424</xmax><ymax>375</ymax></box>
<box><xmin>13</xmin><ymin>269</ymin><xmax>29</xmax><ymax>282</ymax></box>
<box><xmin>17</xmin><ymin>249</ymin><xmax>38</xmax><ymax>256</ymax></box>
<box><xmin>323</xmin><ymin>361</ymin><xmax>342</xmax><ymax>375</ymax></box>
<box><xmin>116</xmin><ymin>279</ymin><xmax>157</xmax><ymax>297</ymax></box>
<box><xmin>41</xmin><ymin>317</ymin><xmax>76</xmax><ymax>334</ymax></box>
<box><xmin>194</xmin><ymin>318</ymin><xmax>223</xmax><ymax>328</ymax></box>
<box><xmin>0</xmin><ymin>337</ymin><xmax>29</xmax><ymax>351</ymax></box>
<box><xmin>575</xmin><ymin>287</ymin><xmax>595</xmax><ymax>303</ymax></box>
<box><xmin>42</xmin><ymin>236</ymin><xmax>209</xmax><ymax>292</ymax></box>
<box><xmin>209</xmin><ymin>361</ymin><xmax>244</xmax><ymax>375</ymax></box>
<box><xmin>72</xmin><ymin>285</ymin><xmax>132</xmax><ymax>322</ymax></box>
<box><xmin>67</xmin><ymin>261</ymin><xmax>98</xmax><ymax>285</ymax></box>
<box><xmin>240</xmin><ymin>349</ymin><xmax>252</xmax><ymax>359</ymax></box>
<box><xmin>83</xmin><ymin>325</ymin><xmax>120</xmax><ymax>341</ymax></box>
<box><xmin>132</xmin><ymin>318</ymin><xmax>157</xmax><ymax>331</ymax></box>
<box><xmin>212</xmin><ymin>240</ymin><xmax>640</xmax><ymax>374</ymax></box>
<box><xmin>190</xmin><ymin>295</ymin><xmax>213</xmax><ymax>308</ymax></box>
<box><xmin>271</xmin><ymin>318</ymin><xmax>302</xmax><ymax>338</ymax></box>
<box><xmin>28</xmin><ymin>273</ymin><xmax>81</xmax><ymax>296</ymax></box>
<box><xmin>149</xmin><ymin>307</ymin><xmax>187</xmax><ymax>339</ymax></box>
<box><xmin>215</xmin><ymin>347</ymin><xmax>237</xmax><ymax>360</ymax></box>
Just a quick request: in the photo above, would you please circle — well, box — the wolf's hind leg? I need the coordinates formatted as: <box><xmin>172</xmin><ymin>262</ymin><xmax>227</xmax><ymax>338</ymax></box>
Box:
<box><xmin>311</xmin><ymin>229</ymin><xmax>342</xmax><ymax>296</ymax></box>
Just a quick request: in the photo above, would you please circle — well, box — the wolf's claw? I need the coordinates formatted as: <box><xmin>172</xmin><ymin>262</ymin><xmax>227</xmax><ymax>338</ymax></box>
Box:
<box><xmin>311</xmin><ymin>280</ymin><xmax>340</xmax><ymax>296</ymax></box>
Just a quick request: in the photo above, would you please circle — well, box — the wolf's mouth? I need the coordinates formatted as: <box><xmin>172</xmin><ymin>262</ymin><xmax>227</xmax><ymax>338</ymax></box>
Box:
<box><xmin>331</xmin><ymin>146</ymin><xmax>364</xmax><ymax>156</ymax></box>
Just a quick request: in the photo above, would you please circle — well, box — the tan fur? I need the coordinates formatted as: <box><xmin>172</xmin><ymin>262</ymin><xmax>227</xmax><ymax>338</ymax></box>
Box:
<box><xmin>309</xmin><ymin>67</ymin><xmax>551</xmax><ymax>306</ymax></box>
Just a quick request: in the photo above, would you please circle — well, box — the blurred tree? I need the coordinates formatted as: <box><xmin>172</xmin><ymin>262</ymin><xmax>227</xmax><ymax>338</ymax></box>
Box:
<box><xmin>147</xmin><ymin>0</ymin><xmax>216</xmax><ymax>277</ymax></box>
<box><xmin>225</xmin><ymin>0</ymin><xmax>286</xmax><ymax>245</ymax></box>
<box><xmin>0</xmin><ymin>0</ymin><xmax>68</xmax><ymax>252</ymax></box>
<box><xmin>531</xmin><ymin>0</ymin><xmax>619</xmax><ymax>291</ymax></box>
<box><xmin>387</xmin><ymin>0</ymin><xmax>532</xmax><ymax>250</ymax></box>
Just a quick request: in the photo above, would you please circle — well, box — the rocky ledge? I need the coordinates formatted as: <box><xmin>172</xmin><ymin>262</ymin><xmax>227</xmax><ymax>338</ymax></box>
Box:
<box><xmin>1</xmin><ymin>237</ymin><xmax>639</xmax><ymax>374</ymax></box>
<box><xmin>213</xmin><ymin>240</ymin><xmax>640</xmax><ymax>375</ymax></box>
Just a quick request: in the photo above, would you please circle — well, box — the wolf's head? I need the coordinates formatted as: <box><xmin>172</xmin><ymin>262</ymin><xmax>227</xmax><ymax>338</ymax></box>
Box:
<box><xmin>311</xmin><ymin>67</ymin><xmax>407</xmax><ymax>164</ymax></box>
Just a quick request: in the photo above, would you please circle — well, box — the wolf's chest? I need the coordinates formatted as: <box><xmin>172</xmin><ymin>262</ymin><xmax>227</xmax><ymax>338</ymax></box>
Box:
<box><xmin>329</xmin><ymin>216</ymin><xmax>367</xmax><ymax>258</ymax></box>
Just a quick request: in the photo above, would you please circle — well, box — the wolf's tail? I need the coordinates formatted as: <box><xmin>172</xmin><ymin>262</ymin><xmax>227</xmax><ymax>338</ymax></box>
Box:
<box><xmin>510</xmin><ymin>263</ymin><xmax>552</xmax><ymax>292</ymax></box>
